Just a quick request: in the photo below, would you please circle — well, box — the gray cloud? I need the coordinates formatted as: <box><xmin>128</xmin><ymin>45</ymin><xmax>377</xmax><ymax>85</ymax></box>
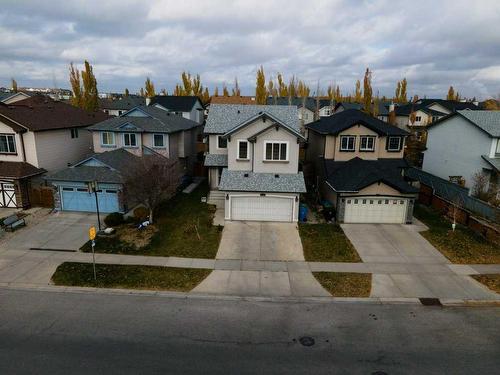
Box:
<box><xmin>0</xmin><ymin>0</ymin><xmax>499</xmax><ymax>99</ymax></box>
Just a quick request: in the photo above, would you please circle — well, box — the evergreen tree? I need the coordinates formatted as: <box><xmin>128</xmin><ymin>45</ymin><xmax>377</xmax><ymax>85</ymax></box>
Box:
<box><xmin>255</xmin><ymin>66</ymin><xmax>267</xmax><ymax>104</ymax></box>
<box><xmin>69</xmin><ymin>63</ymin><xmax>82</xmax><ymax>108</ymax></box>
<box><xmin>144</xmin><ymin>77</ymin><xmax>155</xmax><ymax>97</ymax></box>
<box><xmin>124</xmin><ymin>88</ymin><xmax>129</xmax><ymax>97</ymax></box>
<box><xmin>81</xmin><ymin>60</ymin><xmax>99</xmax><ymax>111</ymax></box>
<box><xmin>447</xmin><ymin>86</ymin><xmax>455</xmax><ymax>100</ymax></box>
<box><xmin>362</xmin><ymin>68</ymin><xmax>373</xmax><ymax>115</ymax></box>
<box><xmin>354</xmin><ymin>79</ymin><xmax>362</xmax><ymax>103</ymax></box>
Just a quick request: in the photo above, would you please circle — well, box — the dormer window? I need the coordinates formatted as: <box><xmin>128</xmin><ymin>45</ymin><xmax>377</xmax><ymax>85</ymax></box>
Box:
<box><xmin>340</xmin><ymin>135</ymin><xmax>356</xmax><ymax>151</ymax></box>
<box><xmin>237</xmin><ymin>140</ymin><xmax>249</xmax><ymax>160</ymax></box>
<box><xmin>360</xmin><ymin>136</ymin><xmax>375</xmax><ymax>151</ymax></box>
<box><xmin>387</xmin><ymin>137</ymin><xmax>402</xmax><ymax>151</ymax></box>
<box><xmin>217</xmin><ymin>135</ymin><xmax>227</xmax><ymax>149</ymax></box>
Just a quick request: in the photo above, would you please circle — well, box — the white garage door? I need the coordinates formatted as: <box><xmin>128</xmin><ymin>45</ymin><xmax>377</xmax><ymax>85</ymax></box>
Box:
<box><xmin>344</xmin><ymin>197</ymin><xmax>408</xmax><ymax>224</ymax></box>
<box><xmin>231</xmin><ymin>195</ymin><xmax>294</xmax><ymax>222</ymax></box>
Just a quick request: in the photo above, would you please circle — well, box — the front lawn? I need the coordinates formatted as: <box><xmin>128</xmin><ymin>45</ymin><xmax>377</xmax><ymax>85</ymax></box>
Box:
<box><xmin>313</xmin><ymin>272</ymin><xmax>371</xmax><ymax>297</ymax></box>
<box><xmin>471</xmin><ymin>274</ymin><xmax>500</xmax><ymax>294</ymax></box>
<box><xmin>414</xmin><ymin>205</ymin><xmax>500</xmax><ymax>264</ymax></box>
<box><xmin>299</xmin><ymin>223</ymin><xmax>362</xmax><ymax>262</ymax></box>
<box><xmin>82</xmin><ymin>183</ymin><xmax>223</xmax><ymax>258</ymax></box>
<box><xmin>51</xmin><ymin>262</ymin><xmax>211</xmax><ymax>292</ymax></box>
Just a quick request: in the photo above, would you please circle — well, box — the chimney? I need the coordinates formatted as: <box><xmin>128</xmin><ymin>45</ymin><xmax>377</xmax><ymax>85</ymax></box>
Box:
<box><xmin>146</xmin><ymin>97</ymin><xmax>151</xmax><ymax>106</ymax></box>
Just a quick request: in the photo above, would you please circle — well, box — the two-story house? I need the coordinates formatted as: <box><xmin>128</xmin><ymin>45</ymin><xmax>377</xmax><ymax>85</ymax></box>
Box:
<box><xmin>46</xmin><ymin>105</ymin><xmax>202</xmax><ymax>213</ymax></box>
<box><xmin>204</xmin><ymin>104</ymin><xmax>306</xmax><ymax>222</ymax></box>
<box><xmin>148</xmin><ymin>95</ymin><xmax>205</xmax><ymax>124</ymax></box>
<box><xmin>423</xmin><ymin>110</ymin><xmax>499</xmax><ymax>198</ymax></box>
<box><xmin>0</xmin><ymin>95</ymin><xmax>109</xmax><ymax>209</ymax></box>
<box><xmin>306</xmin><ymin>109</ymin><xmax>418</xmax><ymax>224</ymax></box>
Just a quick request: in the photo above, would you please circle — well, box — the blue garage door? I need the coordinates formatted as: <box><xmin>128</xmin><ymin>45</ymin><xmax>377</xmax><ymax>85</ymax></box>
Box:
<box><xmin>61</xmin><ymin>187</ymin><xmax>120</xmax><ymax>213</ymax></box>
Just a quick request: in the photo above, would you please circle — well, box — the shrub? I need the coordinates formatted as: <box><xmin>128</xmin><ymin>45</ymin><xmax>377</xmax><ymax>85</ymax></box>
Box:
<box><xmin>104</xmin><ymin>212</ymin><xmax>124</xmax><ymax>227</ymax></box>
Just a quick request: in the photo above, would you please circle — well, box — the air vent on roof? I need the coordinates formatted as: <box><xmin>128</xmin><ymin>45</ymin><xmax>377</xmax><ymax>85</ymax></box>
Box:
<box><xmin>244</xmin><ymin>173</ymin><xmax>249</xmax><ymax>177</ymax></box>
<box><xmin>259</xmin><ymin>111</ymin><xmax>263</xmax><ymax>114</ymax></box>
<box><xmin>237</xmin><ymin>110</ymin><xmax>240</xmax><ymax>114</ymax></box>
<box><xmin>274</xmin><ymin>174</ymin><xmax>279</xmax><ymax>178</ymax></box>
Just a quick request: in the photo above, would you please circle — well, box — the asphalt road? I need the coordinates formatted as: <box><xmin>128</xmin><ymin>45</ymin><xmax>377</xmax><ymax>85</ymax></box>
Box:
<box><xmin>1</xmin><ymin>288</ymin><xmax>499</xmax><ymax>374</ymax></box>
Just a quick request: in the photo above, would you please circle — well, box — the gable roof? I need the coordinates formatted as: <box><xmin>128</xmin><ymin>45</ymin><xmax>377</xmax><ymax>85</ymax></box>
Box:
<box><xmin>204</xmin><ymin>104</ymin><xmax>300</xmax><ymax>134</ymax></box>
<box><xmin>87</xmin><ymin>105</ymin><xmax>200</xmax><ymax>134</ymax></box>
<box><xmin>148</xmin><ymin>95</ymin><xmax>203</xmax><ymax>112</ymax></box>
<box><xmin>0</xmin><ymin>95</ymin><xmax>110</xmax><ymax>132</ymax></box>
<box><xmin>415</xmin><ymin>99</ymin><xmax>480</xmax><ymax>112</ymax></box>
<box><xmin>427</xmin><ymin>110</ymin><xmax>500</xmax><ymax>137</ymax></box>
<box><xmin>394</xmin><ymin>103</ymin><xmax>448</xmax><ymax>117</ymax></box>
<box><xmin>0</xmin><ymin>92</ymin><xmax>32</xmax><ymax>103</ymax></box>
<box><xmin>307</xmin><ymin>109</ymin><xmax>408</xmax><ymax>136</ymax></box>
<box><xmin>0</xmin><ymin>161</ymin><xmax>46</xmax><ymax>179</ymax></box>
<box><xmin>335</xmin><ymin>102</ymin><xmax>363</xmax><ymax>111</ymax></box>
<box><xmin>99</xmin><ymin>96</ymin><xmax>145</xmax><ymax>110</ymax></box>
<box><xmin>266</xmin><ymin>97</ymin><xmax>317</xmax><ymax>112</ymax></box>
<box><xmin>324</xmin><ymin>157</ymin><xmax>417</xmax><ymax>193</ymax></box>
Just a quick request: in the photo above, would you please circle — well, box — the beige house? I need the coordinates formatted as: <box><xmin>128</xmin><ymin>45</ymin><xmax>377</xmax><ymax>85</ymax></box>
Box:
<box><xmin>0</xmin><ymin>95</ymin><xmax>109</xmax><ymax>208</ymax></box>
<box><xmin>204</xmin><ymin>104</ymin><xmax>306</xmax><ymax>222</ymax></box>
<box><xmin>306</xmin><ymin>109</ymin><xmax>418</xmax><ymax>224</ymax></box>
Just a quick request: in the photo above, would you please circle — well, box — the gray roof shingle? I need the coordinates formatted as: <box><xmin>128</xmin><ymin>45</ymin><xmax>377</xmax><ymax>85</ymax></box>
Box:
<box><xmin>204</xmin><ymin>154</ymin><xmax>228</xmax><ymax>167</ymax></box>
<box><xmin>204</xmin><ymin>104</ymin><xmax>299</xmax><ymax>134</ymax></box>
<box><xmin>458</xmin><ymin>110</ymin><xmax>500</xmax><ymax>137</ymax></box>
<box><xmin>149</xmin><ymin>95</ymin><xmax>202</xmax><ymax>112</ymax></box>
<box><xmin>481</xmin><ymin>155</ymin><xmax>500</xmax><ymax>172</ymax></box>
<box><xmin>219</xmin><ymin>170</ymin><xmax>306</xmax><ymax>193</ymax></box>
<box><xmin>87</xmin><ymin>105</ymin><xmax>200</xmax><ymax>134</ymax></box>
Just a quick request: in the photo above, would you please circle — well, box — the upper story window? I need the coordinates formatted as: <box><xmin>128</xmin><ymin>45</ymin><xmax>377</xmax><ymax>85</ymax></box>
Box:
<box><xmin>237</xmin><ymin>140</ymin><xmax>249</xmax><ymax>160</ymax></box>
<box><xmin>264</xmin><ymin>141</ymin><xmax>288</xmax><ymax>161</ymax></box>
<box><xmin>340</xmin><ymin>135</ymin><xmax>356</xmax><ymax>151</ymax></box>
<box><xmin>71</xmin><ymin>128</ymin><xmax>79</xmax><ymax>139</ymax></box>
<box><xmin>217</xmin><ymin>135</ymin><xmax>227</xmax><ymax>149</ymax></box>
<box><xmin>123</xmin><ymin>133</ymin><xmax>137</xmax><ymax>147</ymax></box>
<box><xmin>415</xmin><ymin>116</ymin><xmax>422</xmax><ymax>122</ymax></box>
<box><xmin>0</xmin><ymin>134</ymin><xmax>16</xmax><ymax>154</ymax></box>
<box><xmin>324</xmin><ymin>108</ymin><xmax>331</xmax><ymax>116</ymax></box>
<box><xmin>387</xmin><ymin>136</ymin><xmax>402</xmax><ymax>151</ymax></box>
<box><xmin>101</xmin><ymin>132</ymin><xmax>115</xmax><ymax>146</ymax></box>
<box><xmin>360</xmin><ymin>136</ymin><xmax>375</xmax><ymax>151</ymax></box>
<box><xmin>153</xmin><ymin>134</ymin><xmax>165</xmax><ymax>148</ymax></box>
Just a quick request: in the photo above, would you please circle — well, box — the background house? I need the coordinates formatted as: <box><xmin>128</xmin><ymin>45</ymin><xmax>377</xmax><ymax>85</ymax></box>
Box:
<box><xmin>0</xmin><ymin>95</ymin><xmax>109</xmax><ymax>208</ymax></box>
<box><xmin>148</xmin><ymin>95</ymin><xmax>204</xmax><ymax>124</ymax></box>
<box><xmin>99</xmin><ymin>96</ymin><xmax>145</xmax><ymax>116</ymax></box>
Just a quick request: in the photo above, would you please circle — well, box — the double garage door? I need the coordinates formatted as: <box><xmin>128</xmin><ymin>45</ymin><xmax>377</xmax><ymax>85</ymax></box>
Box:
<box><xmin>230</xmin><ymin>195</ymin><xmax>294</xmax><ymax>222</ymax></box>
<box><xmin>61</xmin><ymin>186</ymin><xmax>119</xmax><ymax>213</ymax></box>
<box><xmin>344</xmin><ymin>197</ymin><xmax>408</xmax><ymax>224</ymax></box>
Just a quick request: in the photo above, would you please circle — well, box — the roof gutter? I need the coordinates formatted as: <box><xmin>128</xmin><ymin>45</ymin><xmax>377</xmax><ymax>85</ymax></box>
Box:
<box><xmin>325</xmin><ymin>180</ymin><xmax>358</xmax><ymax>194</ymax></box>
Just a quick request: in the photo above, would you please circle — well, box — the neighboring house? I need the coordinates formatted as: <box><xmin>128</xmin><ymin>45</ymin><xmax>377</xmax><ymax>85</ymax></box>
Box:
<box><xmin>318</xmin><ymin>99</ymin><xmax>336</xmax><ymax>117</ymax></box>
<box><xmin>99</xmin><ymin>96</ymin><xmax>145</xmax><ymax>116</ymax></box>
<box><xmin>204</xmin><ymin>104</ymin><xmax>306</xmax><ymax>222</ymax></box>
<box><xmin>45</xmin><ymin>105</ymin><xmax>202</xmax><ymax>213</ymax></box>
<box><xmin>334</xmin><ymin>102</ymin><xmax>363</xmax><ymax>113</ymax></box>
<box><xmin>393</xmin><ymin>103</ymin><xmax>448</xmax><ymax>132</ymax></box>
<box><xmin>148</xmin><ymin>95</ymin><xmax>205</xmax><ymax>124</ymax></box>
<box><xmin>0</xmin><ymin>91</ymin><xmax>31</xmax><ymax>104</ymax></box>
<box><xmin>422</xmin><ymin>110</ymin><xmax>500</xmax><ymax>197</ymax></box>
<box><xmin>306</xmin><ymin>109</ymin><xmax>418</xmax><ymax>224</ymax></box>
<box><xmin>0</xmin><ymin>95</ymin><xmax>109</xmax><ymax>208</ymax></box>
<box><xmin>266</xmin><ymin>97</ymin><xmax>316</xmax><ymax>127</ymax></box>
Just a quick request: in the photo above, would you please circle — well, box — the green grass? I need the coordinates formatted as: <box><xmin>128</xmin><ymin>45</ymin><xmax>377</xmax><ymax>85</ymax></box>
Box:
<box><xmin>81</xmin><ymin>183</ymin><xmax>223</xmax><ymax>258</ymax></box>
<box><xmin>51</xmin><ymin>262</ymin><xmax>211</xmax><ymax>291</ymax></box>
<box><xmin>414</xmin><ymin>205</ymin><xmax>500</xmax><ymax>264</ymax></box>
<box><xmin>313</xmin><ymin>272</ymin><xmax>371</xmax><ymax>297</ymax></box>
<box><xmin>299</xmin><ymin>223</ymin><xmax>362</xmax><ymax>262</ymax></box>
<box><xmin>471</xmin><ymin>274</ymin><xmax>500</xmax><ymax>294</ymax></box>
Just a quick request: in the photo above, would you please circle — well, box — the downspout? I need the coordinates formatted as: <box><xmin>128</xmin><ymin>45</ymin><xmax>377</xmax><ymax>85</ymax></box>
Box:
<box><xmin>20</xmin><ymin>131</ymin><xmax>27</xmax><ymax>162</ymax></box>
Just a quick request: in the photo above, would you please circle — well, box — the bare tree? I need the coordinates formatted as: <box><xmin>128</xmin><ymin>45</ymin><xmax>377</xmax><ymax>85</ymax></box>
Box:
<box><xmin>124</xmin><ymin>156</ymin><xmax>182</xmax><ymax>224</ymax></box>
<box><xmin>471</xmin><ymin>170</ymin><xmax>489</xmax><ymax>199</ymax></box>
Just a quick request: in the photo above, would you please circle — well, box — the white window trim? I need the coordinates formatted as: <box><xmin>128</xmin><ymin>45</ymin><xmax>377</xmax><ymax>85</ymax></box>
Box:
<box><xmin>216</xmin><ymin>135</ymin><xmax>227</xmax><ymax>150</ymax></box>
<box><xmin>153</xmin><ymin>133</ymin><xmax>166</xmax><ymax>148</ymax></box>
<box><xmin>101</xmin><ymin>132</ymin><xmax>115</xmax><ymax>147</ymax></box>
<box><xmin>388</xmin><ymin>137</ymin><xmax>401</xmax><ymax>151</ymax></box>
<box><xmin>359</xmin><ymin>136</ymin><xmax>375</xmax><ymax>151</ymax></box>
<box><xmin>237</xmin><ymin>139</ymin><xmax>250</xmax><ymax>160</ymax></box>
<box><xmin>123</xmin><ymin>133</ymin><xmax>138</xmax><ymax>148</ymax></box>
<box><xmin>495</xmin><ymin>139</ymin><xmax>500</xmax><ymax>155</ymax></box>
<box><xmin>263</xmin><ymin>141</ymin><xmax>289</xmax><ymax>161</ymax></box>
<box><xmin>0</xmin><ymin>134</ymin><xmax>17</xmax><ymax>154</ymax></box>
<box><xmin>340</xmin><ymin>135</ymin><xmax>356</xmax><ymax>151</ymax></box>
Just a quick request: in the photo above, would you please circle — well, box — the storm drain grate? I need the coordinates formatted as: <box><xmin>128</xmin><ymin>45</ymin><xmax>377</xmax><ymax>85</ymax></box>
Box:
<box><xmin>419</xmin><ymin>298</ymin><xmax>442</xmax><ymax>306</ymax></box>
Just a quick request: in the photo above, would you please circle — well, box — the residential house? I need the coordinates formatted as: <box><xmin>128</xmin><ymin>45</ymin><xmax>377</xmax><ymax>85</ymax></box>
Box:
<box><xmin>0</xmin><ymin>91</ymin><xmax>31</xmax><ymax>104</ymax></box>
<box><xmin>422</xmin><ymin>110</ymin><xmax>500</xmax><ymax>198</ymax></box>
<box><xmin>266</xmin><ymin>97</ymin><xmax>316</xmax><ymax>129</ymax></box>
<box><xmin>306</xmin><ymin>109</ymin><xmax>418</xmax><ymax>224</ymax></box>
<box><xmin>46</xmin><ymin>105</ymin><xmax>202</xmax><ymax>213</ymax></box>
<box><xmin>99</xmin><ymin>96</ymin><xmax>145</xmax><ymax>116</ymax></box>
<box><xmin>204</xmin><ymin>104</ymin><xmax>306</xmax><ymax>222</ymax></box>
<box><xmin>0</xmin><ymin>95</ymin><xmax>109</xmax><ymax>208</ymax></box>
<box><xmin>148</xmin><ymin>95</ymin><xmax>205</xmax><ymax>124</ymax></box>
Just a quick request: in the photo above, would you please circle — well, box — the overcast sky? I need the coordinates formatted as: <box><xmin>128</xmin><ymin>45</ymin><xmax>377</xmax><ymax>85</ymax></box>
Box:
<box><xmin>1</xmin><ymin>0</ymin><xmax>499</xmax><ymax>99</ymax></box>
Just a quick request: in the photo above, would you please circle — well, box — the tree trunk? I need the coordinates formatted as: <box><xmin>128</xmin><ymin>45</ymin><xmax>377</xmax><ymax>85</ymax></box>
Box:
<box><xmin>149</xmin><ymin>208</ymin><xmax>154</xmax><ymax>224</ymax></box>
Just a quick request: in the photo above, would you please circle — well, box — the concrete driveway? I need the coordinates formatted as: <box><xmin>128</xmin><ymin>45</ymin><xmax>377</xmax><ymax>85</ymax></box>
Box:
<box><xmin>194</xmin><ymin>221</ymin><xmax>329</xmax><ymax>297</ymax></box>
<box><xmin>341</xmin><ymin>222</ymin><xmax>498</xmax><ymax>300</ymax></box>
<box><xmin>0</xmin><ymin>211</ymin><xmax>98</xmax><ymax>251</ymax></box>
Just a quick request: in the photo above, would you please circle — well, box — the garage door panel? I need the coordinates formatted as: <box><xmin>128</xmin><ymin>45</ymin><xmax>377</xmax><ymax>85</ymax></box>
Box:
<box><xmin>61</xmin><ymin>187</ymin><xmax>119</xmax><ymax>213</ymax></box>
<box><xmin>231</xmin><ymin>196</ymin><xmax>293</xmax><ymax>222</ymax></box>
<box><xmin>344</xmin><ymin>197</ymin><xmax>407</xmax><ymax>224</ymax></box>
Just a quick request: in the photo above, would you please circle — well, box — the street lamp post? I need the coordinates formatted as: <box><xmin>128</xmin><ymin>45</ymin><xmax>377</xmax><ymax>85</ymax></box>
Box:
<box><xmin>87</xmin><ymin>180</ymin><xmax>101</xmax><ymax>231</ymax></box>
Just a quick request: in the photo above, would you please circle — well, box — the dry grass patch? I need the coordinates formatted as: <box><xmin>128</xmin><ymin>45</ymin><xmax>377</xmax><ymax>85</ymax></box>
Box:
<box><xmin>313</xmin><ymin>272</ymin><xmax>371</xmax><ymax>297</ymax></box>
<box><xmin>472</xmin><ymin>274</ymin><xmax>500</xmax><ymax>294</ymax></box>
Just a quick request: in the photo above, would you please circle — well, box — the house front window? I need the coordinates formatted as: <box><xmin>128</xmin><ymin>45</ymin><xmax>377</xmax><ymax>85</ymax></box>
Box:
<box><xmin>0</xmin><ymin>134</ymin><xmax>16</xmax><ymax>154</ymax></box>
<box><xmin>217</xmin><ymin>135</ymin><xmax>227</xmax><ymax>149</ymax></box>
<box><xmin>360</xmin><ymin>136</ymin><xmax>375</xmax><ymax>151</ymax></box>
<box><xmin>71</xmin><ymin>128</ymin><xmax>79</xmax><ymax>139</ymax></box>
<box><xmin>153</xmin><ymin>134</ymin><xmax>165</xmax><ymax>148</ymax></box>
<box><xmin>340</xmin><ymin>135</ymin><xmax>356</xmax><ymax>151</ymax></box>
<box><xmin>101</xmin><ymin>132</ymin><xmax>115</xmax><ymax>146</ymax></box>
<box><xmin>237</xmin><ymin>140</ymin><xmax>249</xmax><ymax>160</ymax></box>
<box><xmin>264</xmin><ymin>141</ymin><xmax>288</xmax><ymax>161</ymax></box>
<box><xmin>387</xmin><ymin>137</ymin><xmax>401</xmax><ymax>151</ymax></box>
<box><xmin>123</xmin><ymin>133</ymin><xmax>137</xmax><ymax>147</ymax></box>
